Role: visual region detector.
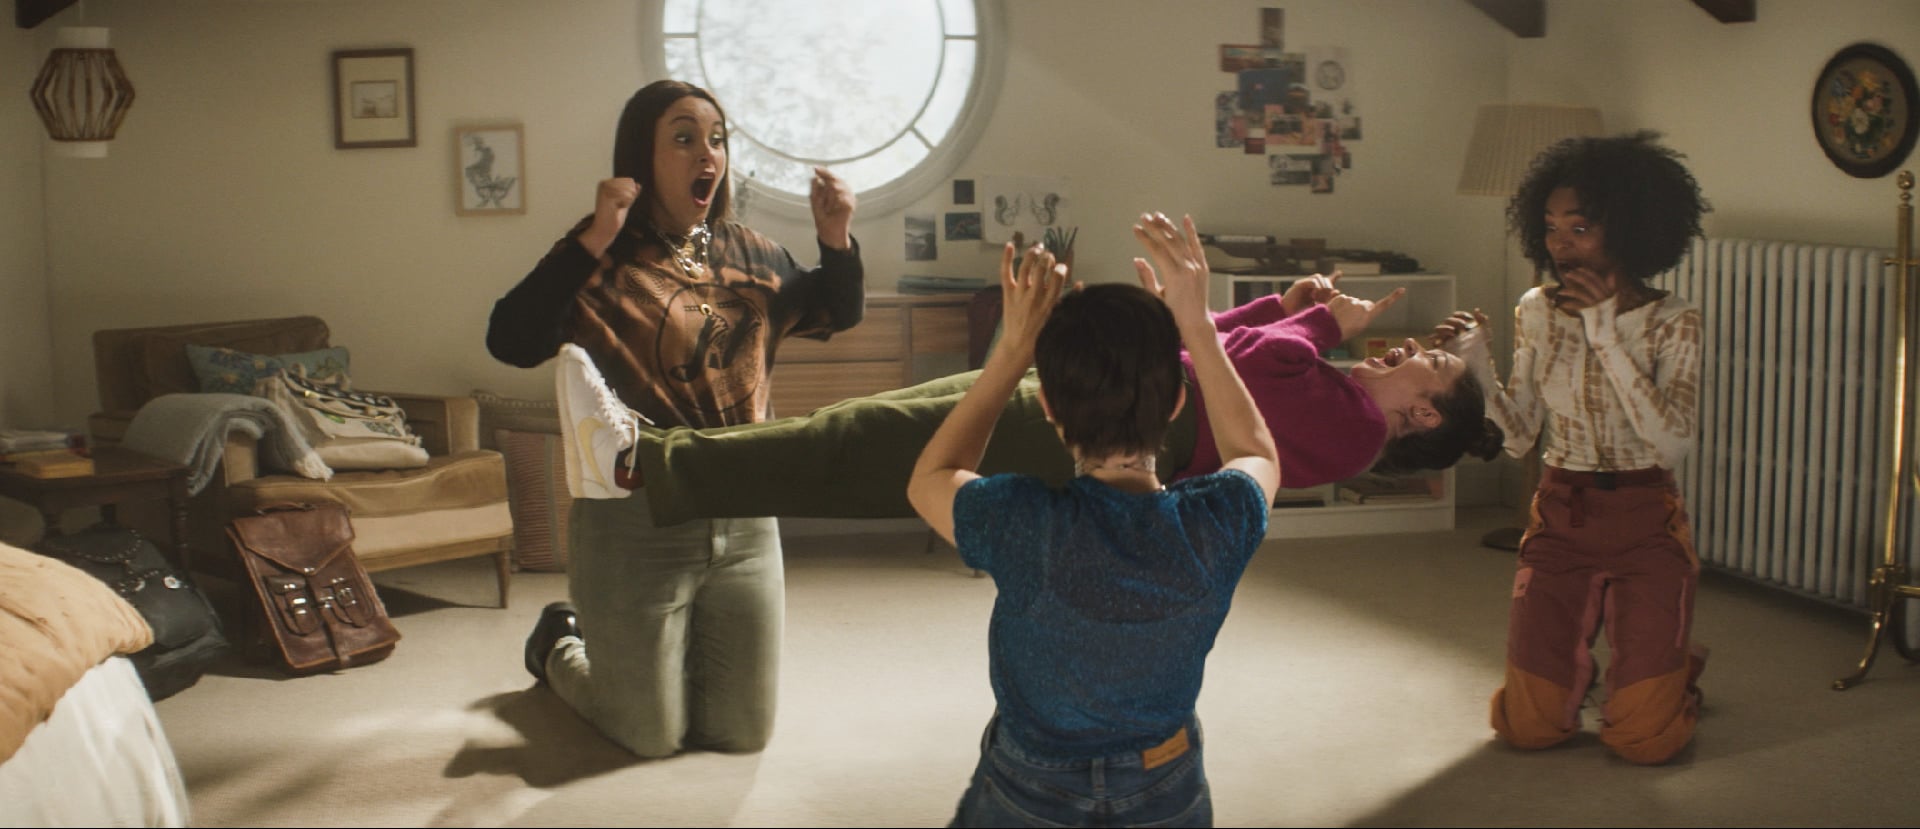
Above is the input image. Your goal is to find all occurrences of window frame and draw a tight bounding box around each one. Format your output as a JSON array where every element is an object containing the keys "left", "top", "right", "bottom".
[{"left": 639, "top": 0, "right": 1006, "bottom": 219}]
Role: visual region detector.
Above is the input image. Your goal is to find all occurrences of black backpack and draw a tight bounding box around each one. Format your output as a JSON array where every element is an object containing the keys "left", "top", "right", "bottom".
[{"left": 35, "top": 524, "right": 230, "bottom": 700}]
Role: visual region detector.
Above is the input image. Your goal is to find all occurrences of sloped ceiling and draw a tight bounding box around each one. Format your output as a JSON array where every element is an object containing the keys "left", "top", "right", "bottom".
[
  {"left": 16, "top": 0, "right": 78, "bottom": 29},
  {"left": 15, "top": 0, "right": 1761, "bottom": 34},
  {"left": 1464, "top": 0, "right": 1754, "bottom": 37}
]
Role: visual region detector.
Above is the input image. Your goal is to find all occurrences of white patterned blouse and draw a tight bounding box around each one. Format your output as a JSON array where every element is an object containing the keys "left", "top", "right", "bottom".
[{"left": 1454, "top": 285, "right": 1702, "bottom": 472}]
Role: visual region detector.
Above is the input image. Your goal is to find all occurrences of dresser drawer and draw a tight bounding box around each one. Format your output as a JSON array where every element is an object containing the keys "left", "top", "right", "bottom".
[
  {"left": 769, "top": 293, "right": 971, "bottom": 415},
  {"left": 778, "top": 306, "right": 904, "bottom": 363},
  {"left": 769, "top": 361, "right": 908, "bottom": 416},
  {"left": 912, "top": 305, "right": 971, "bottom": 354}
]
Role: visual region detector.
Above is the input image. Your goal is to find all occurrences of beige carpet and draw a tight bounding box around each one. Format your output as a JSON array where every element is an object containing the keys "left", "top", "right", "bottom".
[{"left": 153, "top": 507, "right": 1920, "bottom": 827}]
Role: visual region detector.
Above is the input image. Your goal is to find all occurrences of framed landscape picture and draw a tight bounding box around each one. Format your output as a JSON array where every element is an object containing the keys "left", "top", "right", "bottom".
[{"left": 332, "top": 48, "right": 416, "bottom": 149}]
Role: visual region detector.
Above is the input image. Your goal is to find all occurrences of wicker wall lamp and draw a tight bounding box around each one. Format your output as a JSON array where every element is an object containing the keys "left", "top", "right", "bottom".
[{"left": 29, "top": 27, "right": 135, "bottom": 158}]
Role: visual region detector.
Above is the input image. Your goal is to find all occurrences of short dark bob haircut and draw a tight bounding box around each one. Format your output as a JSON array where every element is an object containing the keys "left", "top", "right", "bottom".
[{"left": 1034, "top": 283, "right": 1185, "bottom": 461}]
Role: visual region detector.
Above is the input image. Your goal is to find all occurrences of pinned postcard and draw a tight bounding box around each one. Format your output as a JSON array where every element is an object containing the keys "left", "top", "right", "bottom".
[{"left": 980, "top": 176, "right": 1071, "bottom": 244}]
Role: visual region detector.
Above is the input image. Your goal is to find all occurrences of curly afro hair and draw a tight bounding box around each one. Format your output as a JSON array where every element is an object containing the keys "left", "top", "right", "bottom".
[{"left": 1507, "top": 130, "right": 1710, "bottom": 284}]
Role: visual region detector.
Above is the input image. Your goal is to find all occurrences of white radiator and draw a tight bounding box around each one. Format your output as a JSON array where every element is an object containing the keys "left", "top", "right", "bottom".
[{"left": 1656, "top": 238, "right": 1911, "bottom": 632}]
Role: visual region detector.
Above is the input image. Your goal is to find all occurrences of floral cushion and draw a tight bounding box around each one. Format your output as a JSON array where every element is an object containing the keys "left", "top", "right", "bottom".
[{"left": 184, "top": 344, "right": 351, "bottom": 395}]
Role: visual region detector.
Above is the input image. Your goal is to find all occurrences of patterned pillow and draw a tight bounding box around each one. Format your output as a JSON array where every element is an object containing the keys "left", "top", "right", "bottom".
[
  {"left": 495, "top": 428, "right": 572, "bottom": 572},
  {"left": 185, "top": 344, "right": 351, "bottom": 395}
]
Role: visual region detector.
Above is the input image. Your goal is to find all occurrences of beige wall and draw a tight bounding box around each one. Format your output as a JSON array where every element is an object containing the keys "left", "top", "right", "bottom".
[
  {"left": 3, "top": 25, "right": 52, "bottom": 429},
  {"left": 2, "top": 25, "right": 52, "bottom": 542},
  {"left": 28, "top": 0, "right": 1513, "bottom": 410},
  {"left": 1501, "top": 0, "right": 1920, "bottom": 304},
  {"left": 11, "top": 0, "right": 1920, "bottom": 518}
]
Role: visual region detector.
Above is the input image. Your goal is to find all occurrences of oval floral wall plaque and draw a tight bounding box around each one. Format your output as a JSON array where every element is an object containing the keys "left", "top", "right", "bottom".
[{"left": 1812, "top": 42, "right": 1918, "bottom": 178}]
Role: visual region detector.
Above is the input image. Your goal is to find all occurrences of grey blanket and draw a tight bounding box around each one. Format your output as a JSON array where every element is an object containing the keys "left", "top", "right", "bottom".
[{"left": 120, "top": 393, "right": 331, "bottom": 495}]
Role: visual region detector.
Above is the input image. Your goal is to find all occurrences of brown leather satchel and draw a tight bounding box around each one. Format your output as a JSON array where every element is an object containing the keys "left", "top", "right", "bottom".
[{"left": 227, "top": 502, "right": 400, "bottom": 673}]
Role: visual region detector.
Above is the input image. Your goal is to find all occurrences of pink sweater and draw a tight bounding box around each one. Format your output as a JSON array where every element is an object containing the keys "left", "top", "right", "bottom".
[{"left": 1174, "top": 297, "right": 1387, "bottom": 488}]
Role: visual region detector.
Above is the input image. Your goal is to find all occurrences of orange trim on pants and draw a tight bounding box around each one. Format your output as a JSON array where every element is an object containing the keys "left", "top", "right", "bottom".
[{"left": 1490, "top": 475, "right": 1705, "bottom": 765}]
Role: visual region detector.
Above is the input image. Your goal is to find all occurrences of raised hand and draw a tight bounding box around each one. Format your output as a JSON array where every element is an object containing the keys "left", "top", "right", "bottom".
[
  {"left": 998, "top": 242, "right": 1068, "bottom": 353},
  {"left": 1131, "top": 212, "right": 1212, "bottom": 331},
  {"left": 1280, "top": 271, "right": 1343, "bottom": 316},
  {"left": 1429, "top": 308, "right": 1489, "bottom": 348},
  {"left": 578, "top": 177, "right": 641, "bottom": 258},
  {"left": 1324, "top": 288, "right": 1406, "bottom": 342},
  {"left": 1549, "top": 266, "right": 1616, "bottom": 314},
  {"left": 810, "top": 166, "right": 856, "bottom": 251}
]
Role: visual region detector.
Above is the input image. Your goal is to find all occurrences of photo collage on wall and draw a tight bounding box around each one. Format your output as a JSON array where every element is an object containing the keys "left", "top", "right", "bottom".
[{"left": 1212, "top": 8, "right": 1358, "bottom": 193}]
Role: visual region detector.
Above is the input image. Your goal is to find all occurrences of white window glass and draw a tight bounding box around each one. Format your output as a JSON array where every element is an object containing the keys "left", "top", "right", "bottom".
[
  {"left": 941, "top": 0, "right": 977, "bottom": 36},
  {"left": 920, "top": 40, "right": 976, "bottom": 147},
  {"left": 651, "top": 0, "right": 995, "bottom": 215},
  {"left": 834, "top": 136, "right": 931, "bottom": 193}
]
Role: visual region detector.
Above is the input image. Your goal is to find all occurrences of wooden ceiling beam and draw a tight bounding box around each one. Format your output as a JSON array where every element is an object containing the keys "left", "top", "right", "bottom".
[
  {"left": 1690, "top": 0, "right": 1756, "bottom": 24},
  {"left": 1464, "top": 0, "right": 1545, "bottom": 38},
  {"left": 16, "top": 0, "right": 78, "bottom": 29}
]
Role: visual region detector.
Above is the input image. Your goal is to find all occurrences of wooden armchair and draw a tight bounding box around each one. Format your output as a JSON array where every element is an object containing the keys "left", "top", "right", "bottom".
[{"left": 88, "top": 317, "right": 514, "bottom": 608}]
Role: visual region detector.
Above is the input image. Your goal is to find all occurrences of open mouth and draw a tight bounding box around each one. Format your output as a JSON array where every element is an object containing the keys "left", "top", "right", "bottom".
[
  {"left": 691, "top": 172, "right": 717, "bottom": 207},
  {"left": 1363, "top": 348, "right": 1408, "bottom": 371}
]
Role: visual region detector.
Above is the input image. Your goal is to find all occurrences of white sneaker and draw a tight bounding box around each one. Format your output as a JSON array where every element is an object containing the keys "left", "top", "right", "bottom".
[{"left": 555, "top": 344, "right": 649, "bottom": 500}]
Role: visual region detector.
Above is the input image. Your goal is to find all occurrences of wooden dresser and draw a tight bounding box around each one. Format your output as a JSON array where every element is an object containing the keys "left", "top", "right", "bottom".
[{"left": 771, "top": 291, "right": 975, "bottom": 415}]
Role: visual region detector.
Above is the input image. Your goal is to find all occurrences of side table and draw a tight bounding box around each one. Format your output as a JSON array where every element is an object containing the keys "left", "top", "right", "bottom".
[{"left": 0, "top": 446, "right": 191, "bottom": 569}]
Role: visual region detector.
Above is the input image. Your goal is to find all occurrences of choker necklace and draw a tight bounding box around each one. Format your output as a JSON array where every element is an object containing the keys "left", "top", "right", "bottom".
[
  {"left": 655, "top": 221, "right": 712, "bottom": 280},
  {"left": 1075, "top": 456, "right": 1157, "bottom": 477}
]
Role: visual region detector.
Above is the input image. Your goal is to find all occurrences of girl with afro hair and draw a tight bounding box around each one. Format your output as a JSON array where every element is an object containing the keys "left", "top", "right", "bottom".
[{"left": 1436, "top": 131, "right": 1711, "bottom": 765}]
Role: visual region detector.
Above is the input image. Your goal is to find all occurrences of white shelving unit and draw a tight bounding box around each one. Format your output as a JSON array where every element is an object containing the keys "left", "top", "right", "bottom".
[{"left": 1210, "top": 271, "right": 1458, "bottom": 539}]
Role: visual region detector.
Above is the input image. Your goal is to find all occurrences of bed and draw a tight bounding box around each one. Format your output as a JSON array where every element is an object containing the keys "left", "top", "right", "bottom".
[{"left": 0, "top": 539, "right": 190, "bottom": 827}]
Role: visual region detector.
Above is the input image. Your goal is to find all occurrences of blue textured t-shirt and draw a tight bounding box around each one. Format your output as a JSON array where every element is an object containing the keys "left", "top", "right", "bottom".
[{"left": 953, "top": 469, "right": 1269, "bottom": 759}]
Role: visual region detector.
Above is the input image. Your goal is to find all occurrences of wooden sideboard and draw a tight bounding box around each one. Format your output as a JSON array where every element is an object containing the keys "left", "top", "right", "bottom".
[{"left": 771, "top": 291, "right": 976, "bottom": 416}]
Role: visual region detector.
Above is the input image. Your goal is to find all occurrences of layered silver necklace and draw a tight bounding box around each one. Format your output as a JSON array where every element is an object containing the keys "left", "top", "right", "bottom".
[{"left": 655, "top": 221, "right": 712, "bottom": 281}]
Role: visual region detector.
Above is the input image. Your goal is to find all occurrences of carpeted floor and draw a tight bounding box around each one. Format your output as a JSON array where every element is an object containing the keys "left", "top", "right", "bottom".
[{"left": 153, "top": 507, "right": 1920, "bottom": 827}]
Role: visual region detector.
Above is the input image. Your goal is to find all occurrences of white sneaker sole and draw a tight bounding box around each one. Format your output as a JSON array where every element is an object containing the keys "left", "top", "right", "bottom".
[{"left": 555, "top": 344, "right": 647, "bottom": 500}]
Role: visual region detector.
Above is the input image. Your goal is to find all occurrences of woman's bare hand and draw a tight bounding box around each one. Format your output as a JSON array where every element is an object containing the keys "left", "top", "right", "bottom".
[
  {"left": 810, "top": 166, "right": 856, "bottom": 251},
  {"left": 578, "top": 177, "right": 640, "bottom": 258},
  {"left": 1429, "top": 308, "right": 1489, "bottom": 348},
  {"left": 1325, "top": 288, "right": 1406, "bottom": 342},
  {"left": 1280, "top": 271, "right": 1342, "bottom": 316},
  {"left": 997, "top": 242, "right": 1068, "bottom": 354},
  {"left": 1131, "top": 212, "right": 1212, "bottom": 332},
  {"left": 1549, "top": 266, "right": 1616, "bottom": 314}
]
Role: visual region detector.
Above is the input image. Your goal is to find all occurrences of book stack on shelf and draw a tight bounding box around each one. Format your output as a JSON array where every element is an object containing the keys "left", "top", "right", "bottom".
[
  {"left": 1271, "top": 483, "right": 1335, "bottom": 509},
  {"left": 0, "top": 428, "right": 92, "bottom": 478},
  {"left": 1319, "top": 257, "right": 1383, "bottom": 275},
  {"left": 1336, "top": 473, "right": 1442, "bottom": 505}
]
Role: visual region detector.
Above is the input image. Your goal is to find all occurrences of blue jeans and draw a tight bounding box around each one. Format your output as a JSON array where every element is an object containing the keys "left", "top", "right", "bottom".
[
  {"left": 546, "top": 493, "right": 784, "bottom": 758},
  {"left": 950, "top": 716, "right": 1212, "bottom": 828}
]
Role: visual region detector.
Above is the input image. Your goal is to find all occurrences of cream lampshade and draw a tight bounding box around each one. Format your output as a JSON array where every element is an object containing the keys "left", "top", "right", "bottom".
[
  {"left": 1457, "top": 103, "right": 1603, "bottom": 197},
  {"left": 1457, "top": 103, "right": 1602, "bottom": 551},
  {"left": 30, "top": 27, "right": 136, "bottom": 158}
]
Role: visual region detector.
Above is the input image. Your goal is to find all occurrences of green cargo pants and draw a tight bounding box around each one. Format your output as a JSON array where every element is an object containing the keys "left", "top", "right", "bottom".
[{"left": 634, "top": 369, "right": 1198, "bottom": 527}]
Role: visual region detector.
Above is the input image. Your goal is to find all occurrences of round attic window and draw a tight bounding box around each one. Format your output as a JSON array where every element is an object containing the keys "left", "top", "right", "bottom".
[{"left": 651, "top": 0, "right": 1001, "bottom": 216}]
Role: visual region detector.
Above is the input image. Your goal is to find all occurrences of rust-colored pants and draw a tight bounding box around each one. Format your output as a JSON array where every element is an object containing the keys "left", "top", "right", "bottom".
[{"left": 1490, "top": 470, "right": 1705, "bottom": 765}]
